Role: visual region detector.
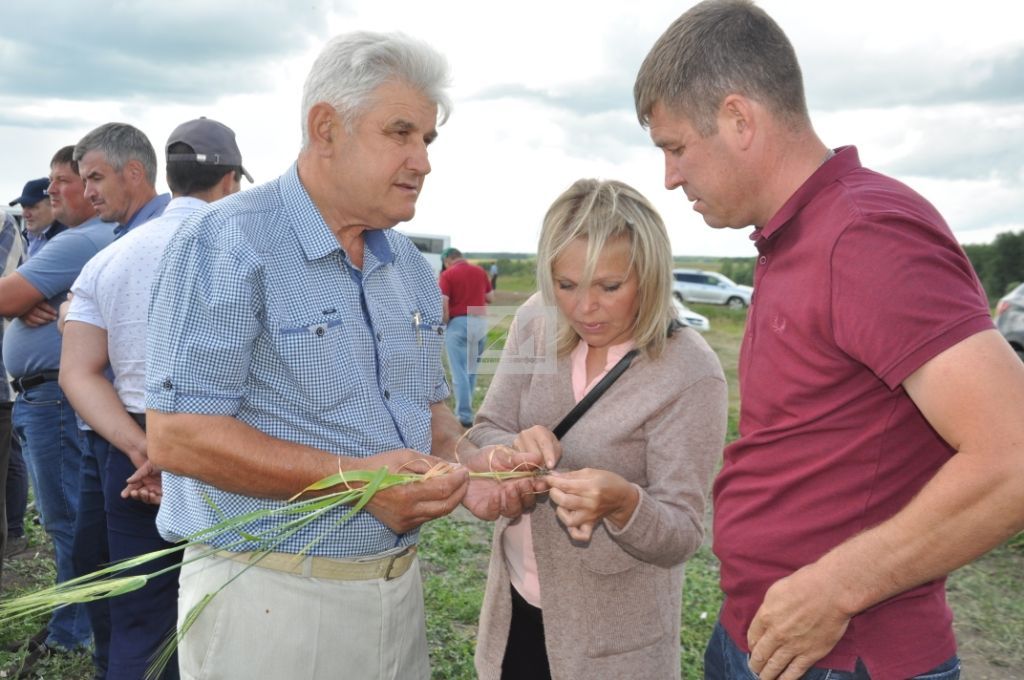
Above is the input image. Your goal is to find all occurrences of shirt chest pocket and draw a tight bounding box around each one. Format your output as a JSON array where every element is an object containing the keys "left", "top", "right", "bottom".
[
  {"left": 272, "top": 318, "right": 354, "bottom": 410},
  {"left": 419, "top": 319, "right": 447, "bottom": 395}
]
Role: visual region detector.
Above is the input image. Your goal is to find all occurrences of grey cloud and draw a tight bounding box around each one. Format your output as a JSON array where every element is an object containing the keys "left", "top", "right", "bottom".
[
  {"left": 469, "top": 79, "right": 634, "bottom": 118},
  {"left": 806, "top": 49, "right": 1024, "bottom": 111},
  {"left": 877, "top": 106, "right": 1024, "bottom": 182},
  {"left": 0, "top": 110, "right": 83, "bottom": 130},
  {"left": 0, "top": 2, "right": 336, "bottom": 103}
]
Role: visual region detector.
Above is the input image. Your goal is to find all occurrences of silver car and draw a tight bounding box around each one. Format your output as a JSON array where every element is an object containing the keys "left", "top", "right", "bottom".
[
  {"left": 995, "top": 282, "right": 1024, "bottom": 361},
  {"left": 672, "top": 269, "right": 753, "bottom": 309}
]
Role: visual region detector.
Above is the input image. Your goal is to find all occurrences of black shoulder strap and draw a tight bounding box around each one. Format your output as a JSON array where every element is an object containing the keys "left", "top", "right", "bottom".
[{"left": 552, "top": 349, "right": 640, "bottom": 440}]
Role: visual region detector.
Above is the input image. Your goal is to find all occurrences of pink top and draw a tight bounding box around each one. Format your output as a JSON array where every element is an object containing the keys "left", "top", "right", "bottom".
[{"left": 503, "top": 338, "right": 637, "bottom": 607}]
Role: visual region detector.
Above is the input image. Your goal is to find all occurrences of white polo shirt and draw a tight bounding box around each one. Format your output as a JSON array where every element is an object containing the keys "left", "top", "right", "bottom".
[{"left": 67, "top": 196, "right": 208, "bottom": 412}]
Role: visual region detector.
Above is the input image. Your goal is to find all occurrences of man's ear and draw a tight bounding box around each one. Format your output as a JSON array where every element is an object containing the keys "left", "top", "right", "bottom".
[
  {"left": 124, "top": 158, "right": 147, "bottom": 185},
  {"left": 307, "top": 102, "right": 340, "bottom": 154},
  {"left": 720, "top": 94, "right": 756, "bottom": 151}
]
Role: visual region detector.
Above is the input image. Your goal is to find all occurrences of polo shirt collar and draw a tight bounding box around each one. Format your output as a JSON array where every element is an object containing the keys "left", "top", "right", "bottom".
[
  {"left": 753, "top": 145, "right": 861, "bottom": 244},
  {"left": 282, "top": 163, "right": 395, "bottom": 270},
  {"left": 114, "top": 192, "right": 171, "bottom": 238}
]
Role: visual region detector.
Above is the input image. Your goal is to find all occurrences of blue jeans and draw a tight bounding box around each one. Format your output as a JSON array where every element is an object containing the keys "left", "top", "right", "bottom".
[
  {"left": 445, "top": 315, "right": 487, "bottom": 425},
  {"left": 12, "top": 380, "right": 92, "bottom": 650},
  {"left": 704, "top": 620, "right": 960, "bottom": 679},
  {"left": 6, "top": 429, "right": 28, "bottom": 537}
]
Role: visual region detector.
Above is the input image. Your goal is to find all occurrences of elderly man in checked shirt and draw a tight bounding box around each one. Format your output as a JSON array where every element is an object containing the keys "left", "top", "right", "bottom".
[{"left": 144, "top": 32, "right": 544, "bottom": 680}]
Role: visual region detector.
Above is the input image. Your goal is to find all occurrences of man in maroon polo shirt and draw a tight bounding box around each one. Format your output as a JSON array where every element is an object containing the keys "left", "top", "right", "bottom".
[
  {"left": 439, "top": 247, "right": 493, "bottom": 427},
  {"left": 633, "top": 2, "right": 1024, "bottom": 679}
]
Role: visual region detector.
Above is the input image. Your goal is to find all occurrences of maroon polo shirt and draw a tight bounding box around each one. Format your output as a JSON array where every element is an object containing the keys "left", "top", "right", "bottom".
[
  {"left": 715, "top": 146, "right": 993, "bottom": 679},
  {"left": 439, "top": 259, "right": 492, "bottom": 318}
]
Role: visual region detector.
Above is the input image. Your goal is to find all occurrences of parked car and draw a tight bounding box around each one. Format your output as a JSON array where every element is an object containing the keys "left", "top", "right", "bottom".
[
  {"left": 672, "top": 298, "right": 710, "bottom": 332},
  {"left": 995, "top": 282, "right": 1024, "bottom": 361},
  {"left": 672, "top": 269, "right": 753, "bottom": 309}
]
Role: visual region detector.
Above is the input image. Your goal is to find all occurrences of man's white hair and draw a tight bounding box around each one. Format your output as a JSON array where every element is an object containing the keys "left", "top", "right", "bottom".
[{"left": 301, "top": 31, "right": 452, "bottom": 146}]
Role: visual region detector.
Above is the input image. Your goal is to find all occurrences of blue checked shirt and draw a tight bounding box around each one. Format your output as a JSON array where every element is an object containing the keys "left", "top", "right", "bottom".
[{"left": 146, "top": 164, "right": 449, "bottom": 557}]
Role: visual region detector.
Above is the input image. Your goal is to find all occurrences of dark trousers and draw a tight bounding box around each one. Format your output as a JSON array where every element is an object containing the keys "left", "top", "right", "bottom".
[
  {"left": 74, "top": 431, "right": 111, "bottom": 677},
  {"left": 98, "top": 432, "right": 182, "bottom": 680},
  {"left": 6, "top": 429, "right": 27, "bottom": 538},
  {"left": 501, "top": 584, "right": 552, "bottom": 680},
  {"left": 0, "top": 401, "right": 12, "bottom": 584}
]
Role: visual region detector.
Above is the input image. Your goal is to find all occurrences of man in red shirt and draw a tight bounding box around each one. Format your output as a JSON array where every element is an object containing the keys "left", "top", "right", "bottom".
[
  {"left": 634, "top": 2, "right": 1024, "bottom": 679},
  {"left": 439, "top": 247, "right": 493, "bottom": 427}
]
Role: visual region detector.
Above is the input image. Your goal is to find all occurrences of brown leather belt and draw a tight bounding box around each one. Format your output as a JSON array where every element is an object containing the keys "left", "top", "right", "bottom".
[{"left": 207, "top": 545, "right": 417, "bottom": 581}]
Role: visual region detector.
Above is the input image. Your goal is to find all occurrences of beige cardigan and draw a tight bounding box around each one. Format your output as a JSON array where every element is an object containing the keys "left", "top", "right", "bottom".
[{"left": 469, "top": 297, "right": 728, "bottom": 679}]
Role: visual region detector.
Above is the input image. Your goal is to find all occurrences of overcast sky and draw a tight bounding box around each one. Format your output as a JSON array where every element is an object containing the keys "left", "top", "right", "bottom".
[{"left": 1, "top": 0, "right": 1021, "bottom": 258}]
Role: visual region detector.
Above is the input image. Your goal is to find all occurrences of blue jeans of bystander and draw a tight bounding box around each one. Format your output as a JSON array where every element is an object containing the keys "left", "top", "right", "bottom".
[
  {"left": 445, "top": 314, "right": 488, "bottom": 426},
  {"left": 12, "top": 380, "right": 92, "bottom": 650},
  {"left": 704, "top": 620, "right": 960, "bottom": 679}
]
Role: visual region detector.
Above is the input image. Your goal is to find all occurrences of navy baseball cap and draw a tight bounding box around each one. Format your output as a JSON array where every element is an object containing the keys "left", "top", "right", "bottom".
[
  {"left": 166, "top": 117, "right": 253, "bottom": 183},
  {"left": 9, "top": 177, "right": 50, "bottom": 207}
]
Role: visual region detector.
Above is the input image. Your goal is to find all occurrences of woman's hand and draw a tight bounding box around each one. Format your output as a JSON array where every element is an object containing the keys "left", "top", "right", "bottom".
[
  {"left": 546, "top": 468, "right": 640, "bottom": 542},
  {"left": 513, "top": 425, "right": 562, "bottom": 469}
]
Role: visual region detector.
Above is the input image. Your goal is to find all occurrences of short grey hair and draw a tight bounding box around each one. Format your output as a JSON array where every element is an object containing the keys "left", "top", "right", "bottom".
[
  {"left": 634, "top": 0, "right": 809, "bottom": 136},
  {"left": 73, "top": 122, "right": 158, "bottom": 185},
  {"left": 301, "top": 31, "right": 452, "bottom": 146}
]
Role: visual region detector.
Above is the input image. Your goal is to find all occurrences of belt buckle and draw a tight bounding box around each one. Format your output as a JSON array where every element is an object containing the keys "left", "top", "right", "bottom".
[{"left": 383, "top": 546, "right": 412, "bottom": 581}]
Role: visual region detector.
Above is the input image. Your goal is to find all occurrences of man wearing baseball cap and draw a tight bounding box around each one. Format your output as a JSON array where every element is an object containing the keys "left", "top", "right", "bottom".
[
  {"left": 8, "top": 178, "right": 66, "bottom": 257},
  {"left": 61, "top": 116, "right": 249, "bottom": 680}
]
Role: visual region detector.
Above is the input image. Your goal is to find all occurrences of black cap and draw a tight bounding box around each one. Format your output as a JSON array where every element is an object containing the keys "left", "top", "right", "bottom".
[{"left": 166, "top": 117, "right": 253, "bottom": 183}]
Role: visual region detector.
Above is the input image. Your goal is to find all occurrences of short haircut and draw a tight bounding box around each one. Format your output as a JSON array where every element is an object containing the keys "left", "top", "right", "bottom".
[
  {"left": 300, "top": 31, "right": 451, "bottom": 146},
  {"left": 165, "top": 142, "right": 241, "bottom": 196},
  {"left": 634, "top": 0, "right": 809, "bottom": 136},
  {"left": 536, "top": 179, "right": 676, "bottom": 358},
  {"left": 50, "top": 145, "right": 79, "bottom": 175},
  {"left": 73, "top": 122, "right": 158, "bottom": 185}
]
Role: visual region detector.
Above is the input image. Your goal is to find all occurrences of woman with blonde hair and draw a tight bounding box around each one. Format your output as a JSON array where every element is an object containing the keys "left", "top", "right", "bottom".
[{"left": 469, "top": 178, "right": 728, "bottom": 679}]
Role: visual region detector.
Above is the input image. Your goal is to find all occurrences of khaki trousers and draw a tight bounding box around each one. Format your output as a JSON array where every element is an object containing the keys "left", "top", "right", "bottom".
[{"left": 177, "top": 546, "right": 430, "bottom": 680}]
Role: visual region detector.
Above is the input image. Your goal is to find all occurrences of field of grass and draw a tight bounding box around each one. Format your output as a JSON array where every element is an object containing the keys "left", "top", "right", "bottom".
[{"left": 2, "top": 275, "right": 1022, "bottom": 678}]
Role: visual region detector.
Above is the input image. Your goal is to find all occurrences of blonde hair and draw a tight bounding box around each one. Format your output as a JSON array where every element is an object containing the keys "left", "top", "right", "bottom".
[{"left": 536, "top": 178, "right": 675, "bottom": 358}]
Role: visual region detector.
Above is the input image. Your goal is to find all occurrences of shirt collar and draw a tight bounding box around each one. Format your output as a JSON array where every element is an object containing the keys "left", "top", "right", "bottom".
[
  {"left": 752, "top": 145, "right": 861, "bottom": 245},
  {"left": 282, "top": 163, "right": 395, "bottom": 270},
  {"left": 114, "top": 192, "right": 171, "bottom": 237}
]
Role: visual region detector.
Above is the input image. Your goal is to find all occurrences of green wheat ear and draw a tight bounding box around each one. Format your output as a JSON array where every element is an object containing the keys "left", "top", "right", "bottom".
[{"left": 0, "top": 463, "right": 545, "bottom": 679}]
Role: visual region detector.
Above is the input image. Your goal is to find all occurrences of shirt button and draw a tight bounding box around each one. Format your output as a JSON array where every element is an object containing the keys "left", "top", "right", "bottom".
[
  {"left": 759, "top": 255, "right": 767, "bottom": 265},
  {"left": 376, "top": 332, "right": 382, "bottom": 342},
  {"left": 315, "top": 326, "right": 325, "bottom": 337},
  {"left": 384, "top": 390, "right": 390, "bottom": 399},
  {"left": 162, "top": 379, "right": 173, "bottom": 389}
]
